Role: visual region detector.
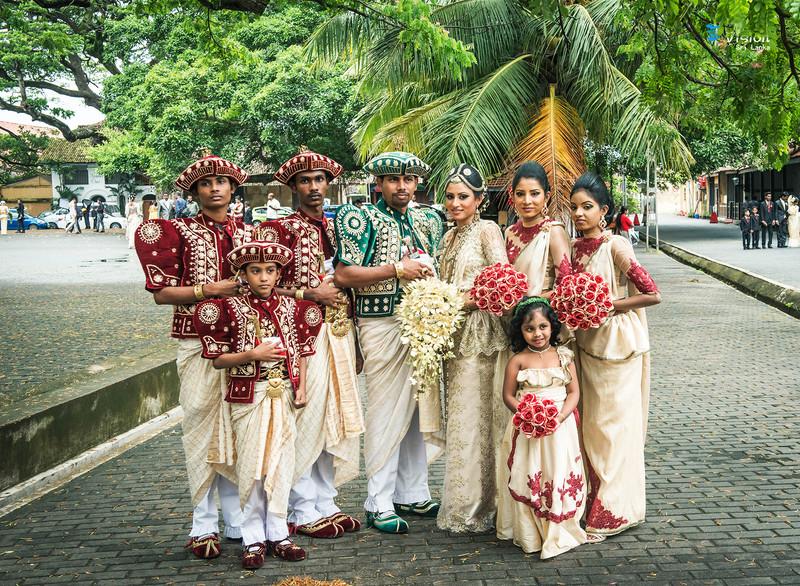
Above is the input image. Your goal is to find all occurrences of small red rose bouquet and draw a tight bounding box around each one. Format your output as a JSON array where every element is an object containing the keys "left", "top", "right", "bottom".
[
  {"left": 512, "top": 393, "right": 560, "bottom": 438},
  {"left": 469, "top": 262, "right": 529, "bottom": 316},
  {"left": 550, "top": 272, "right": 614, "bottom": 330}
]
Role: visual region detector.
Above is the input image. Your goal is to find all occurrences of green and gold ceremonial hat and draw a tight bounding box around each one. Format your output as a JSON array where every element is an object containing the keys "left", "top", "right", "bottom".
[{"left": 363, "top": 151, "right": 431, "bottom": 179}]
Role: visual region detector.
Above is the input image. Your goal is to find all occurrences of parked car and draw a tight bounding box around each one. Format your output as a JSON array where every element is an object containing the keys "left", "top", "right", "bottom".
[
  {"left": 8, "top": 210, "right": 49, "bottom": 230},
  {"left": 39, "top": 208, "right": 70, "bottom": 229},
  {"left": 43, "top": 208, "right": 126, "bottom": 231},
  {"left": 323, "top": 205, "right": 340, "bottom": 219},
  {"left": 251, "top": 206, "right": 293, "bottom": 226}
]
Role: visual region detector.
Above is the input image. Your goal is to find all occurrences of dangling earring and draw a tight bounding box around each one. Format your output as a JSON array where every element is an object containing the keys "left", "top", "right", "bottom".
[
  {"left": 542, "top": 200, "right": 549, "bottom": 218},
  {"left": 599, "top": 217, "right": 607, "bottom": 230}
]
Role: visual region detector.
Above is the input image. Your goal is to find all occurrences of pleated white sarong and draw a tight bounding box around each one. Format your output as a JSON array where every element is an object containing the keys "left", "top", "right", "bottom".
[{"left": 175, "top": 339, "right": 236, "bottom": 506}]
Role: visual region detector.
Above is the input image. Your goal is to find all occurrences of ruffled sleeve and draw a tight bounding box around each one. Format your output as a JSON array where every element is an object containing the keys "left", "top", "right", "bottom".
[{"left": 556, "top": 345, "right": 574, "bottom": 384}]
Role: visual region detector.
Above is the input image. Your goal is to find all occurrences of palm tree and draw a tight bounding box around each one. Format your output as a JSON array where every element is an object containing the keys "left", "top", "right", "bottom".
[{"left": 308, "top": 0, "right": 693, "bottom": 219}]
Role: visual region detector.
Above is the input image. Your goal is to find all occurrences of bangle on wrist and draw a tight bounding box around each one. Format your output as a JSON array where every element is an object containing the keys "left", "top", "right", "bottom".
[
  {"left": 295, "top": 288, "right": 304, "bottom": 301},
  {"left": 394, "top": 261, "right": 405, "bottom": 279},
  {"left": 194, "top": 283, "right": 206, "bottom": 301}
]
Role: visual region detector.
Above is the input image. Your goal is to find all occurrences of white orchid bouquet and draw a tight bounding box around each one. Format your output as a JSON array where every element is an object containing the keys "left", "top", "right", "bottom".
[{"left": 396, "top": 278, "right": 465, "bottom": 397}]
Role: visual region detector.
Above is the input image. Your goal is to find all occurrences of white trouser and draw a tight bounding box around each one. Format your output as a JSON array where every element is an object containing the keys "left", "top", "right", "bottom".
[
  {"left": 190, "top": 475, "right": 243, "bottom": 539},
  {"left": 241, "top": 481, "right": 291, "bottom": 546},
  {"left": 364, "top": 409, "right": 430, "bottom": 513},
  {"left": 288, "top": 450, "right": 340, "bottom": 525}
]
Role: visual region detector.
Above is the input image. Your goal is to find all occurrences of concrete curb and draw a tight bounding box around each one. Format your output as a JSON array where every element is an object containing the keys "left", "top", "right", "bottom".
[
  {"left": 646, "top": 236, "right": 800, "bottom": 319},
  {"left": 0, "top": 407, "right": 182, "bottom": 518},
  {"left": 0, "top": 351, "right": 179, "bottom": 492}
]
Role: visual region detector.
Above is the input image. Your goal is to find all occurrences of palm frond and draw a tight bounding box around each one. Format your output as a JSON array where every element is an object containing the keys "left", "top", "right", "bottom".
[
  {"left": 555, "top": 4, "right": 615, "bottom": 102},
  {"left": 511, "top": 84, "right": 586, "bottom": 223},
  {"left": 585, "top": 0, "right": 623, "bottom": 34},
  {"left": 433, "top": 0, "right": 528, "bottom": 79},
  {"left": 358, "top": 90, "right": 457, "bottom": 157},
  {"left": 421, "top": 54, "right": 541, "bottom": 190},
  {"left": 304, "top": 11, "right": 374, "bottom": 69}
]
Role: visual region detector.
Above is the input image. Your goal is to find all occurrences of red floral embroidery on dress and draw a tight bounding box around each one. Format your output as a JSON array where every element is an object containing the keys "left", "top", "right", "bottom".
[
  {"left": 626, "top": 261, "right": 659, "bottom": 294},
  {"left": 505, "top": 220, "right": 549, "bottom": 264},
  {"left": 558, "top": 471, "right": 584, "bottom": 501},
  {"left": 571, "top": 235, "right": 607, "bottom": 272},
  {"left": 555, "top": 253, "right": 571, "bottom": 285},
  {"left": 585, "top": 459, "right": 627, "bottom": 531},
  {"left": 506, "top": 429, "right": 584, "bottom": 524}
]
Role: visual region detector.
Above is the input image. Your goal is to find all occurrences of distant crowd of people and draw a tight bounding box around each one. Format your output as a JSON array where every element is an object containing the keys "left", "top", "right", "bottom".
[{"left": 738, "top": 192, "right": 800, "bottom": 249}]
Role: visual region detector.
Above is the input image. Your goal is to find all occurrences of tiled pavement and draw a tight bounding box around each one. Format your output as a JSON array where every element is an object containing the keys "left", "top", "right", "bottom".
[
  {"left": 1, "top": 251, "right": 799, "bottom": 585},
  {"left": 0, "top": 231, "right": 173, "bottom": 419}
]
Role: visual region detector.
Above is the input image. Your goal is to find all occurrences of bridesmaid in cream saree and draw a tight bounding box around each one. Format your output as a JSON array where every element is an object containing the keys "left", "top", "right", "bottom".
[
  {"left": 496, "top": 161, "right": 572, "bottom": 542},
  {"left": 569, "top": 173, "right": 661, "bottom": 538},
  {"left": 437, "top": 164, "right": 508, "bottom": 534}
]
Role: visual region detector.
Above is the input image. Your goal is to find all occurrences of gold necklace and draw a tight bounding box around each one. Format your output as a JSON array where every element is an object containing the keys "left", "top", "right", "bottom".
[{"left": 527, "top": 344, "right": 551, "bottom": 354}]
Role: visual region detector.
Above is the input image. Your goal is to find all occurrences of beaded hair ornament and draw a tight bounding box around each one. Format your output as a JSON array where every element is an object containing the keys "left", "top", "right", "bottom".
[{"left": 514, "top": 296, "right": 551, "bottom": 316}]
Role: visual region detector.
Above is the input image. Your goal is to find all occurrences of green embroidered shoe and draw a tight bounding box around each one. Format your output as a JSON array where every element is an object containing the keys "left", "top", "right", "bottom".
[
  {"left": 365, "top": 511, "right": 409, "bottom": 534},
  {"left": 393, "top": 500, "right": 440, "bottom": 518}
]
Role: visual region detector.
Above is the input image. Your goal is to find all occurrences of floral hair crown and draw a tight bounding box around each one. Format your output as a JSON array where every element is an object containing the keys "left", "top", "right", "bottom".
[{"left": 514, "top": 296, "right": 551, "bottom": 316}]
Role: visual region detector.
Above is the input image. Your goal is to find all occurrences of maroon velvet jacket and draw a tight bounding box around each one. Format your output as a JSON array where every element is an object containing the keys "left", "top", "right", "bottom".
[
  {"left": 193, "top": 292, "right": 322, "bottom": 403},
  {"left": 134, "top": 214, "right": 250, "bottom": 338}
]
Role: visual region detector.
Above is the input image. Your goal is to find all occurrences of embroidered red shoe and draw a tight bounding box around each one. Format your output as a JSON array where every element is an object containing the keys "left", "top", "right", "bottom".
[
  {"left": 185, "top": 533, "right": 221, "bottom": 559},
  {"left": 296, "top": 517, "right": 344, "bottom": 539},
  {"left": 241, "top": 542, "right": 267, "bottom": 569},
  {"left": 267, "top": 538, "right": 307, "bottom": 561},
  {"left": 328, "top": 512, "right": 361, "bottom": 532}
]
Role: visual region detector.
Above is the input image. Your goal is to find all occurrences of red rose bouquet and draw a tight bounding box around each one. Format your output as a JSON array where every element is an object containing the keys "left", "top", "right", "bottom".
[
  {"left": 512, "top": 393, "right": 560, "bottom": 438},
  {"left": 469, "top": 262, "right": 528, "bottom": 316},
  {"left": 550, "top": 272, "right": 613, "bottom": 330}
]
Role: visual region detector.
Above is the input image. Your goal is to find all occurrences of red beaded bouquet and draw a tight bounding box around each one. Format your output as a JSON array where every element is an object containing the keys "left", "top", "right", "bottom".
[
  {"left": 550, "top": 272, "right": 613, "bottom": 330},
  {"left": 512, "top": 393, "right": 560, "bottom": 438},
  {"left": 469, "top": 262, "right": 529, "bottom": 316}
]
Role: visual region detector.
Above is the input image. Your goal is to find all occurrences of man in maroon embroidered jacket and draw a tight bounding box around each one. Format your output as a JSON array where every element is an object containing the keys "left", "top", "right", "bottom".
[
  {"left": 193, "top": 241, "right": 323, "bottom": 567},
  {"left": 134, "top": 154, "right": 249, "bottom": 558},
  {"left": 253, "top": 150, "right": 364, "bottom": 539}
]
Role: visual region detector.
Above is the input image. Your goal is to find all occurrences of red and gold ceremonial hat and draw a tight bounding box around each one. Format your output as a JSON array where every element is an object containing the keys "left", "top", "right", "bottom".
[
  {"left": 175, "top": 154, "right": 250, "bottom": 191},
  {"left": 273, "top": 149, "right": 344, "bottom": 185},
  {"left": 227, "top": 242, "right": 293, "bottom": 271}
]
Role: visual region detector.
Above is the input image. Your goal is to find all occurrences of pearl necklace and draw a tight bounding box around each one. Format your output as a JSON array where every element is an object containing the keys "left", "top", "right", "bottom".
[{"left": 527, "top": 344, "right": 551, "bottom": 354}]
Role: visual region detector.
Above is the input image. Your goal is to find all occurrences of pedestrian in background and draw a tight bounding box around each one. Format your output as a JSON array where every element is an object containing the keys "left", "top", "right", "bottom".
[
  {"left": 90, "top": 200, "right": 98, "bottom": 230},
  {"left": 16, "top": 200, "right": 25, "bottom": 233},
  {"left": 126, "top": 194, "right": 141, "bottom": 248},
  {"left": 760, "top": 192, "right": 776, "bottom": 249},
  {"left": 617, "top": 206, "right": 634, "bottom": 243},
  {"left": 185, "top": 194, "right": 199, "bottom": 217},
  {"left": 66, "top": 197, "right": 81, "bottom": 234},
  {"left": 96, "top": 200, "right": 106, "bottom": 232},
  {"left": 243, "top": 200, "right": 252, "bottom": 225},
  {"left": 174, "top": 193, "right": 187, "bottom": 218},
  {"left": 751, "top": 206, "right": 761, "bottom": 249},
  {"left": 157, "top": 193, "right": 172, "bottom": 219},
  {"left": 231, "top": 195, "right": 244, "bottom": 221},
  {"left": 82, "top": 201, "right": 90, "bottom": 230},
  {"left": 739, "top": 209, "right": 753, "bottom": 250},
  {"left": 775, "top": 192, "right": 789, "bottom": 248},
  {"left": 266, "top": 192, "right": 280, "bottom": 219},
  {"left": 0, "top": 200, "right": 8, "bottom": 235}
]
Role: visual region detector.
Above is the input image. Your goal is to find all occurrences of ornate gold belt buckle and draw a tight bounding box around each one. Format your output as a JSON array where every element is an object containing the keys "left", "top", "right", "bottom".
[{"left": 266, "top": 366, "right": 284, "bottom": 398}]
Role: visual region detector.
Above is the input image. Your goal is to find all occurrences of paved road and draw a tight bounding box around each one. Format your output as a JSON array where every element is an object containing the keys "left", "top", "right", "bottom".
[
  {"left": 1, "top": 250, "right": 798, "bottom": 585},
  {"left": 648, "top": 215, "right": 800, "bottom": 289},
  {"left": 0, "top": 231, "right": 173, "bottom": 418}
]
